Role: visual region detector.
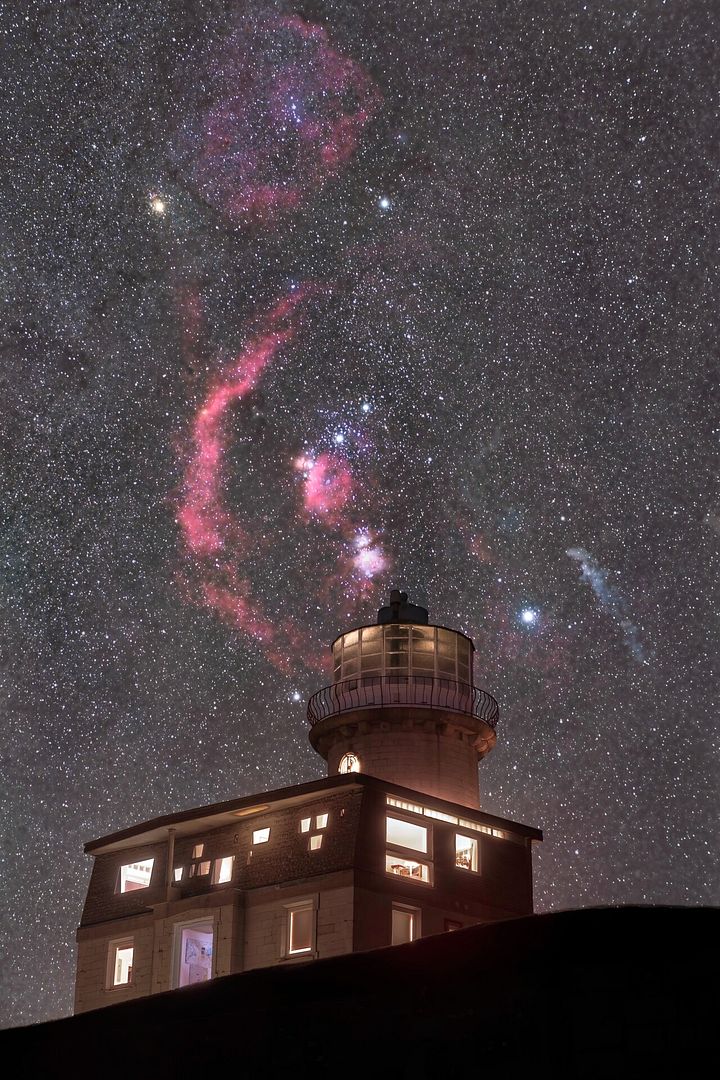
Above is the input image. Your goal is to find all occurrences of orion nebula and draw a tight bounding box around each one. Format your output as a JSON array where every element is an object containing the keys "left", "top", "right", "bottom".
[{"left": 174, "top": 12, "right": 380, "bottom": 225}]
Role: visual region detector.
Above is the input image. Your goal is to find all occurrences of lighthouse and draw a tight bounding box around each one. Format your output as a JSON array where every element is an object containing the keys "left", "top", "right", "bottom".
[
  {"left": 309, "top": 590, "right": 497, "bottom": 808},
  {"left": 74, "top": 592, "right": 541, "bottom": 1014}
]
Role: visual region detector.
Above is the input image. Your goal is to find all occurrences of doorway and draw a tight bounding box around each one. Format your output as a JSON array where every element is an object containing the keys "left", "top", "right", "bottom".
[{"left": 172, "top": 918, "right": 215, "bottom": 988}]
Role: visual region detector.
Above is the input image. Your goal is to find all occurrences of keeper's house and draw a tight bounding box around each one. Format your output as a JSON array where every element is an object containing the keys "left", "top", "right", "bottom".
[{"left": 75, "top": 592, "right": 541, "bottom": 1013}]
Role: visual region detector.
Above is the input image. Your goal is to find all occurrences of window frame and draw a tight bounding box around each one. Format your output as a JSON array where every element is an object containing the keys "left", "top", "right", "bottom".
[
  {"left": 212, "top": 855, "right": 235, "bottom": 885},
  {"left": 252, "top": 826, "right": 271, "bottom": 845},
  {"left": 391, "top": 903, "right": 420, "bottom": 945},
  {"left": 116, "top": 857, "right": 155, "bottom": 895},
  {"left": 385, "top": 811, "right": 433, "bottom": 885},
  {"left": 454, "top": 833, "right": 480, "bottom": 873},
  {"left": 385, "top": 813, "right": 430, "bottom": 856},
  {"left": 282, "top": 896, "right": 318, "bottom": 959},
  {"left": 106, "top": 936, "right": 135, "bottom": 990}
]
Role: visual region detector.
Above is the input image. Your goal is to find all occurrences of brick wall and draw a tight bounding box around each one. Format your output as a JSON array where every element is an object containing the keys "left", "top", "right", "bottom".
[
  {"left": 75, "top": 916, "right": 155, "bottom": 1014},
  {"left": 243, "top": 876, "right": 354, "bottom": 971},
  {"left": 328, "top": 727, "right": 481, "bottom": 808}
]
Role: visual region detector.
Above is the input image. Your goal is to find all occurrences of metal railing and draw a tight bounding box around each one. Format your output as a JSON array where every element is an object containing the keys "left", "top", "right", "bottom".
[{"left": 307, "top": 674, "right": 498, "bottom": 729}]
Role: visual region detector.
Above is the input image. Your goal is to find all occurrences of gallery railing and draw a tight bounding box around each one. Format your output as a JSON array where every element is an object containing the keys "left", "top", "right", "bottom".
[{"left": 307, "top": 674, "right": 498, "bottom": 729}]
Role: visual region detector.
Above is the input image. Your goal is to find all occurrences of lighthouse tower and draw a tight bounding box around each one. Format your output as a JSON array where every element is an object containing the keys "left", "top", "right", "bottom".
[{"left": 308, "top": 590, "right": 497, "bottom": 809}]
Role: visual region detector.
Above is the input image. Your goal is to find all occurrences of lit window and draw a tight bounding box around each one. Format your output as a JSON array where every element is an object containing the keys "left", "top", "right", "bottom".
[
  {"left": 118, "top": 859, "right": 154, "bottom": 893},
  {"left": 338, "top": 752, "right": 360, "bottom": 774},
  {"left": 387, "top": 796, "right": 424, "bottom": 815},
  {"left": 173, "top": 867, "right": 183, "bottom": 883},
  {"left": 459, "top": 818, "right": 492, "bottom": 835},
  {"left": 386, "top": 816, "right": 428, "bottom": 853},
  {"left": 316, "top": 813, "right": 329, "bottom": 829},
  {"left": 198, "top": 860, "right": 211, "bottom": 876},
  {"left": 455, "top": 834, "right": 479, "bottom": 872},
  {"left": 192, "top": 844, "right": 204, "bottom": 859},
  {"left": 253, "top": 827, "right": 270, "bottom": 844},
  {"left": 392, "top": 906, "right": 418, "bottom": 944},
  {"left": 423, "top": 808, "right": 457, "bottom": 824},
  {"left": 287, "top": 902, "right": 314, "bottom": 956},
  {"left": 300, "top": 817, "right": 311, "bottom": 833},
  {"left": 212, "top": 856, "right": 234, "bottom": 884},
  {"left": 108, "top": 940, "right": 134, "bottom": 987},
  {"left": 309, "top": 834, "right": 323, "bottom": 851},
  {"left": 385, "top": 854, "right": 430, "bottom": 883},
  {"left": 445, "top": 919, "right": 463, "bottom": 932}
]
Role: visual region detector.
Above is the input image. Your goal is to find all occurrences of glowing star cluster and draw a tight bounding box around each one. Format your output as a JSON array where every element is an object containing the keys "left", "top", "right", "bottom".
[
  {"left": 353, "top": 531, "right": 387, "bottom": 579},
  {"left": 175, "top": 13, "right": 381, "bottom": 225}
]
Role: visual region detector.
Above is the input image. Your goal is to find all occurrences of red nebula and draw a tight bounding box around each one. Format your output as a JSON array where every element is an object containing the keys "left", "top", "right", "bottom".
[
  {"left": 178, "top": 13, "right": 381, "bottom": 225},
  {"left": 175, "top": 285, "right": 387, "bottom": 676},
  {"left": 178, "top": 290, "right": 308, "bottom": 556},
  {"left": 303, "top": 453, "right": 353, "bottom": 521}
]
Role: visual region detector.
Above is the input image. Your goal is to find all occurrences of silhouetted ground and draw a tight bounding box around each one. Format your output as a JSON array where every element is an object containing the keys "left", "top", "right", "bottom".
[{"left": 2, "top": 907, "right": 715, "bottom": 1078}]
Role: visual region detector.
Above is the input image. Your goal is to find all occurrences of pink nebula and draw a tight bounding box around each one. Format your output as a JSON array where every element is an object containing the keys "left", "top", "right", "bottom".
[
  {"left": 178, "top": 291, "right": 307, "bottom": 556},
  {"left": 303, "top": 453, "right": 353, "bottom": 521},
  {"left": 177, "top": 14, "right": 381, "bottom": 225}
]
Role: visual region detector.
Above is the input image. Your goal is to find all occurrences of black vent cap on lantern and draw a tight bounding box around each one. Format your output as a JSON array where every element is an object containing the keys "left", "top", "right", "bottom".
[{"left": 376, "top": 590, "right": 429, "bottom": 625}]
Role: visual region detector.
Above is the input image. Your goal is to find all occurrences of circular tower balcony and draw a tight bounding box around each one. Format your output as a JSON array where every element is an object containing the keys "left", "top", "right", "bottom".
[{"left": 307, "top": 591, "right": 498, "bottom": 809}]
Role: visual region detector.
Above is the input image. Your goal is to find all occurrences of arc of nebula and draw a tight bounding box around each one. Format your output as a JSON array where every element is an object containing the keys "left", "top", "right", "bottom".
[
  {"left": 177, "top": 286, "right": 388, "bottom": 673},
  {"left": 566, "top": 547, "right": 647, "bottom": 664}
]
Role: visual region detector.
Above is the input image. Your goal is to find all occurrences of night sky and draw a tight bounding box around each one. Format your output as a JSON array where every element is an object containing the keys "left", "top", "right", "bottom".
[{"left": 2, "top": 0, "right": 718, "bottom": 1028}]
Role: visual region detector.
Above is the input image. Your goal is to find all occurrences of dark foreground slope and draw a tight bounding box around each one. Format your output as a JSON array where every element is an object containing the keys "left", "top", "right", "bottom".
[{"left": 2, "top": 907, "right": 715, "bottom": 1078}]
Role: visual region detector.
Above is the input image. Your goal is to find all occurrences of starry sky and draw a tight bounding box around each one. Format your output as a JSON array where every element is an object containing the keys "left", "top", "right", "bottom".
[{"left": 1, "top": 0, "right": 718, "bottom": 1028}]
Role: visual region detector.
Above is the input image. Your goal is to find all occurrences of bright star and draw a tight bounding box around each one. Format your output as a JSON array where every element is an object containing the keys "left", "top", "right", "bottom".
[
  {"left": 378, "top": 196, "right": 391, "bottom": 210},
  {"left": 520, "top": 608, "right": 538, "bottom": 625},
  {"left": 149, "top": 195, "right": 167, "bottom": 215}
]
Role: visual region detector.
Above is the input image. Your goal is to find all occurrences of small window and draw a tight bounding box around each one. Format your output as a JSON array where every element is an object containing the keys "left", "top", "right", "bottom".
[
  {"left": 455, "top": 834, "right": 479, "bottom": 872},
  {"left": 287, "top": 903, "right": 314, "bottom": 956},
  {"left": 212, "top": 856, "right": 234, "bottom": 884},
  {"left": 252, "top": 827, "right": 270, "bottom": 844},
  {"left": 316, "top": 813, "right": 329, "bottom": 829},
  {"left": 300, "top": 817, "right": 312, "bottom": 833},
  {"left": 192, "top": 844, "right": 204, "bottom": 859},
  {"left": 445, "top": 919, "right": 463, "bottom": 932},
  {"left": 309, "top": 834, "right": 323, "bottom": 851},
  {"left": 198, "top": 860, "right": 211, "bottom": 876},
  {"left": 386, "top": 816, "right": 428, "bottom": 853},
  {"left": 385, "top": 854, "right": 430, "bottom": 883},
  {"left": 173, "top": 867, "right": 183, "bottom": 883},
  {"left": 338, "top": 752, "right": 360, "bottom": 774},
  {"left": 392, "top": 906, "right": 418, "bottom": 945},
  {"left": 108, "top": 940, "right": 134, "bottom": 987},
  {"left": 118, "top": 859, "right": 154, "bottom": 894}
]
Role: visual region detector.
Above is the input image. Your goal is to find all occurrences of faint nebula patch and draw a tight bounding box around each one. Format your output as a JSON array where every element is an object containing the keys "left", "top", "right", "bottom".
[{"left": 566, "top": 547, "right": 648, "bottom": 664}]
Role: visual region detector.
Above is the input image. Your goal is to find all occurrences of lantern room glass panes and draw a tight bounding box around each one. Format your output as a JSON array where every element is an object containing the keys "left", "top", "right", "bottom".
[
  {"left": 385, "top": 626, "right": 409, "bottom": 672},
  {"left": 333, "top": 624, "right": 473, "bottom": 684}
]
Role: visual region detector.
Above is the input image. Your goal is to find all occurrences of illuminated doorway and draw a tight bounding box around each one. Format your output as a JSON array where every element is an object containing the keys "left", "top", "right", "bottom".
[{"left": 172, "top": 918, "right": 215, "bottom": 988}]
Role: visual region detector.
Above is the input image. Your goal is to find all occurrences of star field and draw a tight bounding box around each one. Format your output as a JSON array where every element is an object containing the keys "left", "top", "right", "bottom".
[{"left": 1, "top": 0, "right": 719, "bottom": 1028}]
